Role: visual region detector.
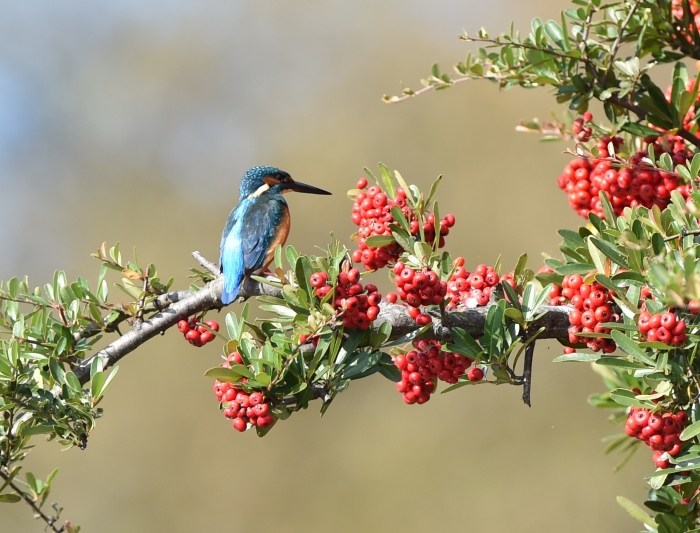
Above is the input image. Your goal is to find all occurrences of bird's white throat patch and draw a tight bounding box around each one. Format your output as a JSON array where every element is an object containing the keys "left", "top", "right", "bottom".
[{"left": 248, "top": 183, "right": 270, "bottom": 199}]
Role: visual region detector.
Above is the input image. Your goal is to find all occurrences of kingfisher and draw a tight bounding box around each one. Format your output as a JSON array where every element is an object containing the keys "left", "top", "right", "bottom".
[{"left": 219, "top": 166, "right": 332, "bottom": 304}]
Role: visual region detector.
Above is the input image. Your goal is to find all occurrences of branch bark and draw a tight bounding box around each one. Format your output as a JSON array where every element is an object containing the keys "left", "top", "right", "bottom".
[{"left": 73, "top": 264, "right": 573, "bottom": 384}]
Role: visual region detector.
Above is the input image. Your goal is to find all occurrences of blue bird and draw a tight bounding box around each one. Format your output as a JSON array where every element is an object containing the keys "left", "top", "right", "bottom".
[{"left": 220, "top": 166, "right": 332, "bottom": 304}]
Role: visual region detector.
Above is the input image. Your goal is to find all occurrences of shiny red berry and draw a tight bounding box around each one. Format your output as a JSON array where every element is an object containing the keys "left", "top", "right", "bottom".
[{"left": 467, "top": 367, "right": 484, "bottom": 382}]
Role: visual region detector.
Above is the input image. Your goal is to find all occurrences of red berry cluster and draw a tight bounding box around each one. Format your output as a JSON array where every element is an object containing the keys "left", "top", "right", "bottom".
[
  {"left": 309, "top": 268, "right": 382, "bottom": 329},
  {"left": 557, "top": 135, "right": 691, "bottom": 219},
  {"left": 445, "top": 257, "right": 515, "bottom": 309},
  {"left": 214, "top": 352, "right": 274, "bottom": 432},
  {"left": 551, "top": 274, "right": 621, "bottom": 354},
  {"left": 390, "top": 263, "right": 447, "bottom": 325},
  {"left": 572, "top": 112, "right": 593, "bottom": 142},
  {"left": 637, "top": 310, "right": 688, "bottom": 347},
  {"left": 350, "top": 178, "right": 455, "bottom": 271},
  {"left": 393, "top": 339, "right": 478, "bottom": 404},
  {"left": 177, "top": 318, "right": 219, "bottom": 347},
  {"left": 625, "top": 407, "right": 688, "bottom": 469}
]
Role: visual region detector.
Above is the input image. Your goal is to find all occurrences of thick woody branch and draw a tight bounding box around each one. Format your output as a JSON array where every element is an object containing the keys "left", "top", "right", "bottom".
[
  {"left": 73, "top": 276, "right": 279, "bottom": 384},
  {"left": 73, "top": 265, "right": 573, "bottom": 384}
]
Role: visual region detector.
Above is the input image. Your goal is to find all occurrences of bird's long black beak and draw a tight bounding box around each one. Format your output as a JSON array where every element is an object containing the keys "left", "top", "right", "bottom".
[{"left": 288, "top": 180, "right": 332, "bottom": 195}]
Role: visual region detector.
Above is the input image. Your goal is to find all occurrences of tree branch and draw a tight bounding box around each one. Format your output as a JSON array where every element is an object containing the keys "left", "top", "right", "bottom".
[
  {"left": 72, "top": 275, "right": 280, "bottom": 384},
  {"left": 73, "top": 261, "right": 573, "bottom": 384}
]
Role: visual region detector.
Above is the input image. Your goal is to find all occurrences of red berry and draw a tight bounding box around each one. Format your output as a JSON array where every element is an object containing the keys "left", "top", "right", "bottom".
[
  {"left": 309, "top": 272, "right": 328, "bottom": 288},
  {"left": 415, "top": 313, "right": 432, "bottom": 326},
  {"left": 257, "top": 415, "right": 274, "bottom": 428},
  {"left": 177, "top": 320, "right": 190, "bottom": 333},
  {"left": 249, "top": 392, "right": 264, "bottom": 406},
  {"left": 467, "top": 367, "right": 484, "bottom": 382},
  {"left": 232, "top": 418, "right": 247, "bottom": 432},
  {"left": 660, "top": 312, "right": 677, "bottom": 330},
  {"left": 253, "top": 403, "right": 270, "bottom": 417},
  {"left": 356, "top": 177, "right": 368, "bottom": 189},
  {"left": 205, "top": 320, "right": 220, "bottom": 332},
  {"left": 688, "top": 300, "right": 700, "bottom": 315}
]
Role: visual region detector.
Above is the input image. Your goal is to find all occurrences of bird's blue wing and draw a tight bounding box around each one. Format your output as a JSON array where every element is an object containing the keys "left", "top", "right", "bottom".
[
  {"left": 220, "top": 203, "right": 247, "bottom": 304},
  {"left": 239, "top": 197, "right": 287, "bottom": 272},
  {"left": 219, "top": 197, "right": 287, "bottom": 304}
]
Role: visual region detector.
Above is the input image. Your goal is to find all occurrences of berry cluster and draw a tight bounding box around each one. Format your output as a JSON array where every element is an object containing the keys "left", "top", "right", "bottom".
[
  {"left": 393, "top": 339, "right": 479, "bottom": 404},
  {"left": 571, "top": 112, "right": 593, "bottom": 142},
  {"left": 557, "top": 135, "right": 691, "bottom": 219},
  {"left": 177, "top": 318, "right": 219, "bottom": 347},
  {"left": 214, "top": 352, "right": 274, "bottom": 432},
  {"left": 625, "top": 407, "right": 688, "bottom": 469},
  {"left": 350, "top": 178, "right": 455, "bottom": 271},
  {"left": 445, "top": 258, "right": 515, "bottom": 309},
  {"left": 309, "top": 269, "right": 382, "bottom": 330},
  {"left": 551, "top": 274, "right": 621, "bottom": 354},
  {"left": 637, "top": 310, "right": 688, "bottom": 347},
  {"left": 390, "top": 263, "right": 447, "bottom": 325}
]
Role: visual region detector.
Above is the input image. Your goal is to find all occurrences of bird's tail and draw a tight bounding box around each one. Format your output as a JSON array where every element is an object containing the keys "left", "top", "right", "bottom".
[{"left": 221, "top": 271, "right": 245, "bottom": 305}]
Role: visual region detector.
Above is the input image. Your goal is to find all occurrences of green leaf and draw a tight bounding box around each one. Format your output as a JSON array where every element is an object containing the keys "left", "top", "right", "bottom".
[
  {"left": 390, "top": 206, "right": 411, "bottom": 234},
  {"left": 616, "top": 496, "right": 657, "bottom": 528},
  {"left": 556, "top": 263, "right": 595, "bottom": 275},
  {"left": 447, "top": 327, "right": 483, "bottom": 359},
  {"left": 558, "top": 228, "right": 586, "bottom": 249},
  {"left": 99, "top": 366, "right": 119, "bottom": 396},
  {"left": 543, "top": 19, "right": 565, "bottom": 48},
  {"left": 596, "top": 357, "right": 646, "bottom": 369},
  {"left": 552, "top": 352, "right": 600, "bottom": 362},
  {"left": 514, "top": 253, "right": 528, "bottom": 279},
  {"left": 0, "top": 494, "right": 21, "bottom": 503},
  {"left": 204, "top": 367, "right": 244, "bottom": 382},
  {"left": 425, "top": 175, "right": 442, "bottom": 206},
  {"left": 65, "top": 371, "right": 82, "bottom": 392},
  {"left": 621, "top": 122, "right": 662, "bottom": 137},
  {"left": 609, "top": 388, "right": 656, "bottom": 408},
  {"left": 365, "top": 235, "right": 396, "bottom": 248},
  {"left": 378, "top": 163, "right": 397, "bottom": 199},
  {"left": 680, "top": 419, "right": 700, "bottom": 442},
  {"left": 484, "top": 301, "right": 505, "bottom": 357},
  {"left": 254, "top": 372, "right": 271, "bottom": 386},
  {"left": 295, "top": 256, "right": 314, "bottom": 297},
  {"left": 501, "top": 281, "right": 522, "bottom": 313},
  {"left": 587, "top": 238, "right": 605, "bottom": 274},
  {"left": 610, "top": 331, "right": 655, "bottom": 366},
  {"left": 342, "top": 350, "right": 382, "bottom": 380},
  {"left": 599, "top": 192, "right": 616, "bottom": 227}
]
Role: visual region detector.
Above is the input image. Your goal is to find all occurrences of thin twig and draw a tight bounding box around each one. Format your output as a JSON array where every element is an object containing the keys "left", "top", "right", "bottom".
[
  {"left": 192, "top": 251, "right": 220, "bottom": 276},
  {"left": 663, "top": 229, "right": 700, "bottom": 242},
  {"left": 606, "top": 0, "right": 643, "bottom": 73},
  {"left": 0, "top": 468, "right": 65, "bottom": 533}
]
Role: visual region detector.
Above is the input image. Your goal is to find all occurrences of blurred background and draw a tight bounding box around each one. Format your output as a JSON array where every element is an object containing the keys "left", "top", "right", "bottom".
[{"left": 1, "top": 1, "right": 651, "bottom": 531}]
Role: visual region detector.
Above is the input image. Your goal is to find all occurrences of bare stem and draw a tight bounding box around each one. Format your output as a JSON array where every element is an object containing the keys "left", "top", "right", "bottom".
[{"left": 0, "top": 468, "right": 65, "bottom": 533}]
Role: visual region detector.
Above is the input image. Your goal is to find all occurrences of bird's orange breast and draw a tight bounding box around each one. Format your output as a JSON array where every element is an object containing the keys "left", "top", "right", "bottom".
[{"left": 263, "top": 205, "right": 290, "bottom": 270}]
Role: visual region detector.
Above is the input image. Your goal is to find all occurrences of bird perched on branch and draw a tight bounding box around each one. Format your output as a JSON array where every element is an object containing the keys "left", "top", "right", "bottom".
[{"left": 220, "top": 166, "right": 332, "bottom": 304}]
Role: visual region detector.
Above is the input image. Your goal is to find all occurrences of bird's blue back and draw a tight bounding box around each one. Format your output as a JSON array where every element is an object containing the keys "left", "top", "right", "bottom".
[{"left": 220, "top": 170, "right": 289, "bottom": 304}]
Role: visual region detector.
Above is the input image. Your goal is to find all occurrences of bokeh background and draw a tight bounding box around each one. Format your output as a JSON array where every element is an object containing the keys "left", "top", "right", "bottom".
[{"left": 2, "top": 1, "right": 652, "bottom": 532}]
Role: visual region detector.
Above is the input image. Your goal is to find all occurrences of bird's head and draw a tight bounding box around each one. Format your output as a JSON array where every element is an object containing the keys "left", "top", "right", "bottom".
[{"left": 239, "top": 166, "right": 331, "bottom": 200}]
